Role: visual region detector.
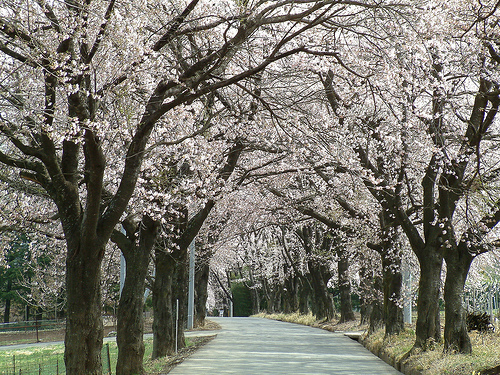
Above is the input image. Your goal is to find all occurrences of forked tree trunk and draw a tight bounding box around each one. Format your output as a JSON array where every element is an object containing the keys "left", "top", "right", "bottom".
[
  {"left": 115, "top": 216, "right": 158, "bottom": 375},
  {"left": 443, "top": 243, "right": 473, "bottom": 354},
  {"left": 64, "top": 242, "right": 104, "bottom": 375}
]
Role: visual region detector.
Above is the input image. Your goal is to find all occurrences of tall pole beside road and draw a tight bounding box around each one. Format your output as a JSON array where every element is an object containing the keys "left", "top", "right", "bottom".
[{"left": 187, "top": 239, "right": 195, "bottom": 329}]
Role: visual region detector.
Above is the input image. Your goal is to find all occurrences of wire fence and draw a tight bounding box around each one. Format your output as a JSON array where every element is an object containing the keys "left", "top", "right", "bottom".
[
  {"left": 0, "top": 320, "right": 65, "bottom": 334},
  {"left": 0, "top": 343, "right": 112, "bottom": 375}
]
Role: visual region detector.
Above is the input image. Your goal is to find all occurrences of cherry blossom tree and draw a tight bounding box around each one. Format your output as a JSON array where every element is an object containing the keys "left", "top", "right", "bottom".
[
  {"left": 313, "top": 0, "right": 500, "bottom": 354},
  {"left": 0, "top": 0, "right": 368, "bottom": 371}
]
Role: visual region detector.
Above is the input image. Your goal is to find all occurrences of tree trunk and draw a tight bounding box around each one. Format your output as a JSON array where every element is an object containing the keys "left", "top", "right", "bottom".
[
  {"left": 298, "top": 279, "right": 309, "bottom": 315},
  {"left": 173, "top": 246, "right": 188, "bottom": 349},
  {"left": 250, "top": 288, "right": 260, "bottom": 315},
  {"left": 3, "top": 279, "right": 11, "bottom": 323},
  {"left": 359, "top": 265, "right": 373, "bottom": 326},
  {"left": 309, "top": 267, "right": 335, "bottom": 320},
  {"left": 369, "top": 275, "right": 384, "bottom": 334},
  {"left": 3, "top": 299, "right": 10, "bottom": 324},
  {"left": 64, "top": 243, "right": 104, "bottom": 375},
  {"left": 412, "top": 249, "right": 443, "bottom": 351},
  {"left": 443, "top": 243, "right": 473, "bottom": 354},
  {"left": 116, "top": 260, "right": 147, "bottom": 375},
  {"left": 247, "top": 269, "right": 261, "bottom": 315},
  {"left": 338, "top": 253, "right": 355, "bottom": 323},
  {"left": 116, "top": 216, "right": 158, "bottom": 375},
  {"left": 194, "top": 261, "right": 210, "bottom": 328},
  {"left": 381, "top": 249, "right": 404, "bottom": 336},
  {"left": 283, "top": 277, "right": 298, "bottom": 313},
  {"left": 152, "top": 248, "right": 176, "bottom": 359}
]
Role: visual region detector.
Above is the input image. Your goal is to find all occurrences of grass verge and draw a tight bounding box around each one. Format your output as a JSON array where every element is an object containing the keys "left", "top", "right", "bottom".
[
  {"left": 363, "top": 327, "right": 500, "bottom": 375},
  {"left": 0, "top": 335, "right": 216, "bottom": 375}
]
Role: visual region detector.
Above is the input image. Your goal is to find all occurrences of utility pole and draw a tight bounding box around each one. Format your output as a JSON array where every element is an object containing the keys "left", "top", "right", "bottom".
[
  {"left": 403, "top": 264, "right": 412, "bottom": 324},
  {"left": 187, "top": 239, "right": 195, "bottom": 329}
]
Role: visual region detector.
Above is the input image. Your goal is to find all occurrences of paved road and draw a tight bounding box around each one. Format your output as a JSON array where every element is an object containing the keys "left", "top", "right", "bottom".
[{"left": 170, "top": 317, "right": 401, "bottom": 374}]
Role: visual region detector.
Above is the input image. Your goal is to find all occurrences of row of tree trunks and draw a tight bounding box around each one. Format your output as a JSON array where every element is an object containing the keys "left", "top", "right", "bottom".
[{"left": 296, "top": 227, "right": 337, "bottom": 321}]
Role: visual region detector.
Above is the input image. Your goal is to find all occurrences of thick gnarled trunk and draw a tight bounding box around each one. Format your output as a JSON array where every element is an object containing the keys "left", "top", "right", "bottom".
[
  {"left": 152, "top": 243, "right": 189, "bottom": 359},
  {"left": 413, "top": 249, "right": 443, "bottom": 351},
  {"left": 117, "top": 265, "right": 147, "bottom": 375},
  {"left": 172, "top": 246, "right": 189, "bottom": 349},
  {"left": 309, "top": 266, "right": 335, "bottom": 321},
  {"left": 115, "top": 216, "right": 158, "bottom": 375},
  {"left": 152, "top": 249, "right": 176, "bottom": 359},
  {"left": 443, "top": 243, "right": 473, "bottom": 354},
  {"left": 64, "top": 243, "right": 104, "bottom": 375},
  {"left": 381, "top": 249, "right": 404, "bottom": 336}
]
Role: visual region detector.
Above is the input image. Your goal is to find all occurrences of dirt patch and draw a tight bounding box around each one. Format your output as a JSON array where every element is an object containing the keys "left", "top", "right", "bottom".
[
  {"left": 313, "top": 318, "right": 368, "bottom": 333},
  {"left": 192, "top": 319, "right": 221, "bottom": 332}
]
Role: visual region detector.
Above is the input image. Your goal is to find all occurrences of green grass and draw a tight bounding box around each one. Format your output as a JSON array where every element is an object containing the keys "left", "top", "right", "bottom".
[
  {"left": 363, "top": 327, "right": 500, "bottom": 375},
  {"left": 0, "top": 338, "right": 197, "bottom": 375},
  {"left": 0, "top": 345, "right": 66, "bottom": 374}
]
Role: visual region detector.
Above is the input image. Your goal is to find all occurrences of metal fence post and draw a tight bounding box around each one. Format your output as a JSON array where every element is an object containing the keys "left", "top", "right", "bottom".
[
  {"left": 107, "top": 343, "right": 111, "bottom": 375},
  {"left": 175, "top": 299, "right": 179, "bottom": 354}
]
